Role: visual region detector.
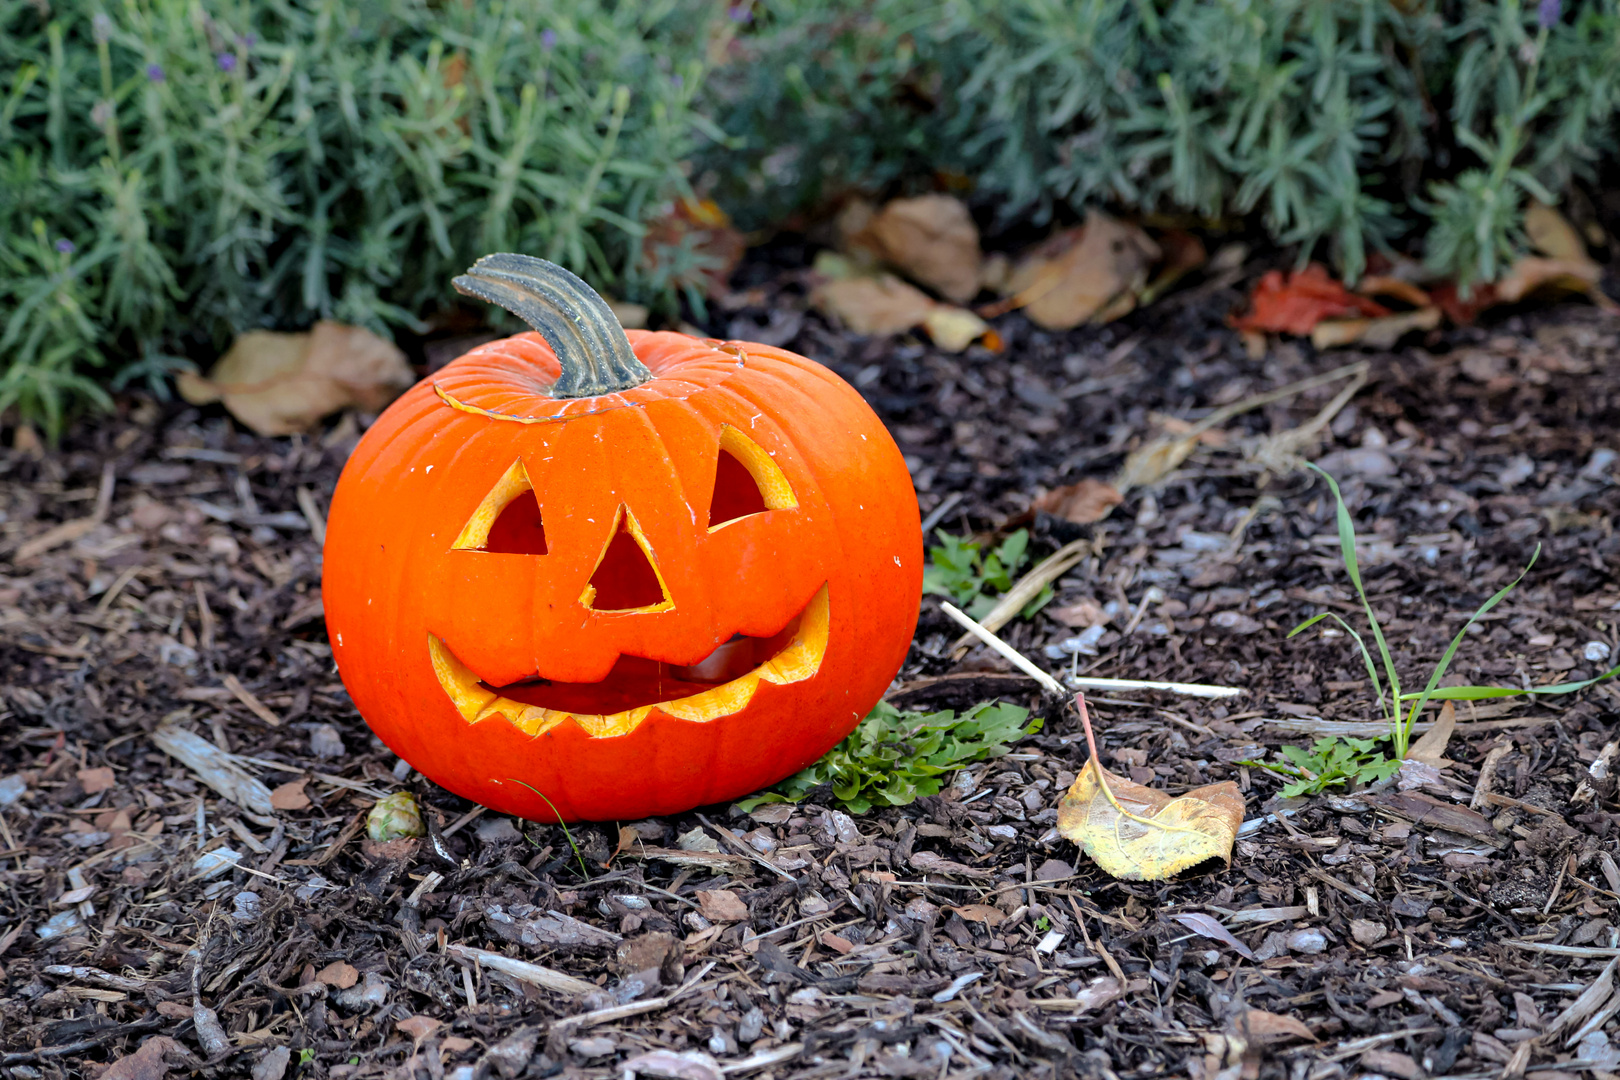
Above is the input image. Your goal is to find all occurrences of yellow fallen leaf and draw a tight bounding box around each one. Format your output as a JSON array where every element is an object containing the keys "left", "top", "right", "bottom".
[
  {"left": 1114, "top": 434, "right": 1199, "bottom": 493},
  {"left": 1406, "top": 700, "right": 1456, "bottom": 765},
  {"left": 1057, "top": 694, "right": 1243, "bottom": 881},
  {"left": 179, "top": 321, "right": 413, "bottom": 436},
  {"left": 1495, "top": 256, "right": 1614, "bottom": 308},
  {"left": 1310, "top": 306, "right": 1441, "bottom": 350},
  {"left": 922, "top": 305, "right": 990, "bottom": 352}
]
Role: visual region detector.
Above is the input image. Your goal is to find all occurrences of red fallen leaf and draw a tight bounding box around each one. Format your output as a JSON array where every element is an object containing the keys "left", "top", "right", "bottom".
[
  {"left": 1231, "top": 263, "right": 1389, "bottom": 336},
  {"left": 1430, "top": 280, "right": 1499, "bottom": 325}
]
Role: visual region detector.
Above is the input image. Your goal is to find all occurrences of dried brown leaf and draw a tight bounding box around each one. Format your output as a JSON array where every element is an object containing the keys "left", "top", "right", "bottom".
[
  {"left": 1406, "top": 700, "right": 1456, "bottom": 764},
  {"left": 397, "top": 1015, "right": 443, "bottom": 1042},
  {"left": 1033, "top": 478, "right": 1123, "bottom": 525},
  {"left": 1527, "top": 201, "right": 1588, "bottom": 261},
  {"left": 1011, "top": 213, "right": 1161, "bottom": 330},
  {"left": 860, "top": 194, "right": 982, "bottom": 303},
  {"left": 316, "top": 961, "right": 359, "bottom": 989},
  {"left": 811, "top": 273, "right": 937, "bottom": 336},
  {"left": 270, "top": 778, "right": 311, "bottom": 811},
  {"left": 102, "top": 1037, "right": 186, "bottom": 1080},
  {"left": 76, "top": 766, "right": 115, "bottom": 794},
  {"left": 1310, "top": 306, "right": 1441, "bottom": 350},
  {"left": 695, "top": 889, "right": 749, "bottom": 923},
  {"left": 179, "top": 321, "right": 413, "bottom": 436},
  {"left": 1233, "top": 1009, "right": 1316, "bottom": 1044}
]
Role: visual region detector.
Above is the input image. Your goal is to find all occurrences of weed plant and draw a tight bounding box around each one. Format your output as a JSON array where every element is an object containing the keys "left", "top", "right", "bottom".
[
  {"left": 922, "top": 527, "right": 1053, "bottom": 620},
  {"left": 1263, "top": 463, "right": 1619, "bottom": 795},
  {"left": 741, "top": 699, "right": 1039, "bottom": 814}
]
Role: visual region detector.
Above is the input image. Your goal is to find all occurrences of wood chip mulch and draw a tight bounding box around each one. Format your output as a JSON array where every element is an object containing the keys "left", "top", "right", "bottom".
[{"left": 2, "top": 267, "right": 1619, "bottom": 1080}]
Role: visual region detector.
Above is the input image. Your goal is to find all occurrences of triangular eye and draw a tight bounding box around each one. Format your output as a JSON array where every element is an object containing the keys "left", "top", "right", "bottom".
[
  {"left": 484, "top": 490, "right": 548, "bottom": 554},
  {"left": 582, "top": 507, "right": 672, "bottom": 613},
  {"left": 453, "top": 460, "right": 547, "bottom": 554},
  {"left": 709, "top": 449, "right": 767, "bottom": 528},
  {"left": 708, "top": 426, "right": 797, "bottom": 531}
]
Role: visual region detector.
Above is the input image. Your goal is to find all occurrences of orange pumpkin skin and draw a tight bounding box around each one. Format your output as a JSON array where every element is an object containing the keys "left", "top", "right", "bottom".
[{"left": 323, "top": 329, "right": 921, "bottom": 822}]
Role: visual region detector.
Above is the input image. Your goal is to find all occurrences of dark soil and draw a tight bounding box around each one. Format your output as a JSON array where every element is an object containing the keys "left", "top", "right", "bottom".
[{"left": 3, "top": 259, "right": 1619, "bottom": 1080}]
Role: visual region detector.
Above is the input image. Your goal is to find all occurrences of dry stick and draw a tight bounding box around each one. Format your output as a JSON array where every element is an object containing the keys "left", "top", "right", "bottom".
[
  {"left": 445, "top": 944, "right": 597, "bottom": 997},
  {"left": 696, "top": 813, "right": 796, "bottom": 882},
  {"left": 939, "top": 601, "right": 1242, "bottom": 700},
  {"left": 948, "top": 538, "right": 1090, "bottom": 658}
]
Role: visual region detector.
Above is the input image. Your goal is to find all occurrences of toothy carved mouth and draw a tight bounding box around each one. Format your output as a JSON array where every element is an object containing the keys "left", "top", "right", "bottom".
[{"left": 428, "top": 585, "right": 829, "bottom": 739}]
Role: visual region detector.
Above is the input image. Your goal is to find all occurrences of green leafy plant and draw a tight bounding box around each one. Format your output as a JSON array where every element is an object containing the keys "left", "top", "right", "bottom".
[
  {"left": 922, "top": 528, "right": 1051, "bottom": 620},
  {"left": 1278, "top": 462, "right": 1620, "bottom": 790},
  {"left": 741, "top": 700, "right": 1040, "bottom": 814},
  {"left": 1246, "top": 736, "right": 1401, "bottom": 798},
  {"left": 1289, "top": 464, "right": 1538, "bottom": 759},
  {"left": 1, "top": 0, "right": 725, "bottom": 435},
  {"left": 708, "top": 0, "right": 1620, "bottom": 288}
]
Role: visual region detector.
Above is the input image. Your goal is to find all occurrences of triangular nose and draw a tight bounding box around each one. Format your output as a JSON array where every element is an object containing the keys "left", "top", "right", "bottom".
[{"left": 581, "top": 507, "right": 671, "bottom": 612}]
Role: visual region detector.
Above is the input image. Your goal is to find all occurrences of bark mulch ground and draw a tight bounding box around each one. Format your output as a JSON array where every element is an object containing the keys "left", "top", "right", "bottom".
[{"left": 2, "top": 262, "right": 1619, "bottom": 1080}]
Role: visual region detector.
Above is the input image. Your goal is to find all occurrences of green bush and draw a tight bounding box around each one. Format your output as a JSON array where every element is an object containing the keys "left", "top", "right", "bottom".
[
  {"left": 7, "top": 0, "right": 1620, "bottom": 435},
  {"left": 0, "top": 0, "right": 723, "bottom": 434},
  {"left": 707, "top": 0, "right": 1620, "bottom": 288}
]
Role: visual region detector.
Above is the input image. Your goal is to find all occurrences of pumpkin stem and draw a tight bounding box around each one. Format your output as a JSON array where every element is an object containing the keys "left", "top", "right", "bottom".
[{"left": 452, "top": 254, "right": 651, "bottom": 398}]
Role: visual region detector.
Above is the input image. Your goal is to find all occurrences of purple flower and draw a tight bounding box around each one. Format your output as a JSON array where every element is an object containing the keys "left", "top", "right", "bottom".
[
  {"left": 55, "top": 239, "right": 75, "bottom": 255},
  {"left": 727, "top": 4, "right": 752, "bottom": 23},
  {"left": 146, "top": 63, "right": 165, "bottom": 82},
  {"left": 671, "top": 73, "right": 683, "bottom": 88},
  {"left": 1539, "top": 0, "right": 1561, "bottom": 26},
  {"left": 217, "top": 52, "right": 237, "bottom": 72},
  {"left": 238, "top": 33, "right": 257, "bottom": 48},
  {"left": 541, "top": 28, "right": 557, "bottom": 49}
]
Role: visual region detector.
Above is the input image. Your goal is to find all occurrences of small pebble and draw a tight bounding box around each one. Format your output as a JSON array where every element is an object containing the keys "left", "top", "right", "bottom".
[
  {"left": 36, "top": 909, "right": 84, "bottom": 940},
  {"left": 309, "top": 724, "right": 346, "bottom": 760},
  {"left": 0, "top": 774, "right": 26, "bottom": 806},
  {"left": 1584, "top": 640, "right": 1612, "bottom": 663},
  {"left": 194, "top": 847, "right": 242, "bottom": 877},
  {"left": 475, "top": 817, "right": 521, "bottom": 844},
  {"left": 1285, "top": 928, "right": 1328, "bottom": 955}
]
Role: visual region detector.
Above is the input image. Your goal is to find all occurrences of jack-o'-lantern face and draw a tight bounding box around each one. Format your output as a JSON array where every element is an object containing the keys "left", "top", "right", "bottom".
[{"left": 323, "top": 256, "right": 921, "bottom": 822}]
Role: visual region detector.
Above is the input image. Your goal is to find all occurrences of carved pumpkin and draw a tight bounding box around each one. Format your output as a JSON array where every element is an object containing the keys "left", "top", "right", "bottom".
[{"left": 323, "top": 255, "right": 922, "bottom": 821}]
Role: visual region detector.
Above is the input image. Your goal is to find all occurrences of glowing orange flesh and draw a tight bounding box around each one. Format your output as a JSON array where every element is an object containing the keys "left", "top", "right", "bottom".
[{"left": 428, "top": 584, "right": 830, "bottom": 739}]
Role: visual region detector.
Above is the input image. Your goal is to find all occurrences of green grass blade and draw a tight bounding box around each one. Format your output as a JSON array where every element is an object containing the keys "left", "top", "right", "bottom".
[
  {"left": 1406, "top": 660, "right": 1620, "bottom": 700},
  {"left": 1287, "top": 611, "right": 1333, "bottom": 638},
  {"left": 1398, "top": 546, "right": 1539, "bottom": 747},
  {"left": 1324, "top": 612, "right": 1389, "bottom": 720},
  {"left": 1309, "top": 463, "right": 1402, "bottom": 720}
]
